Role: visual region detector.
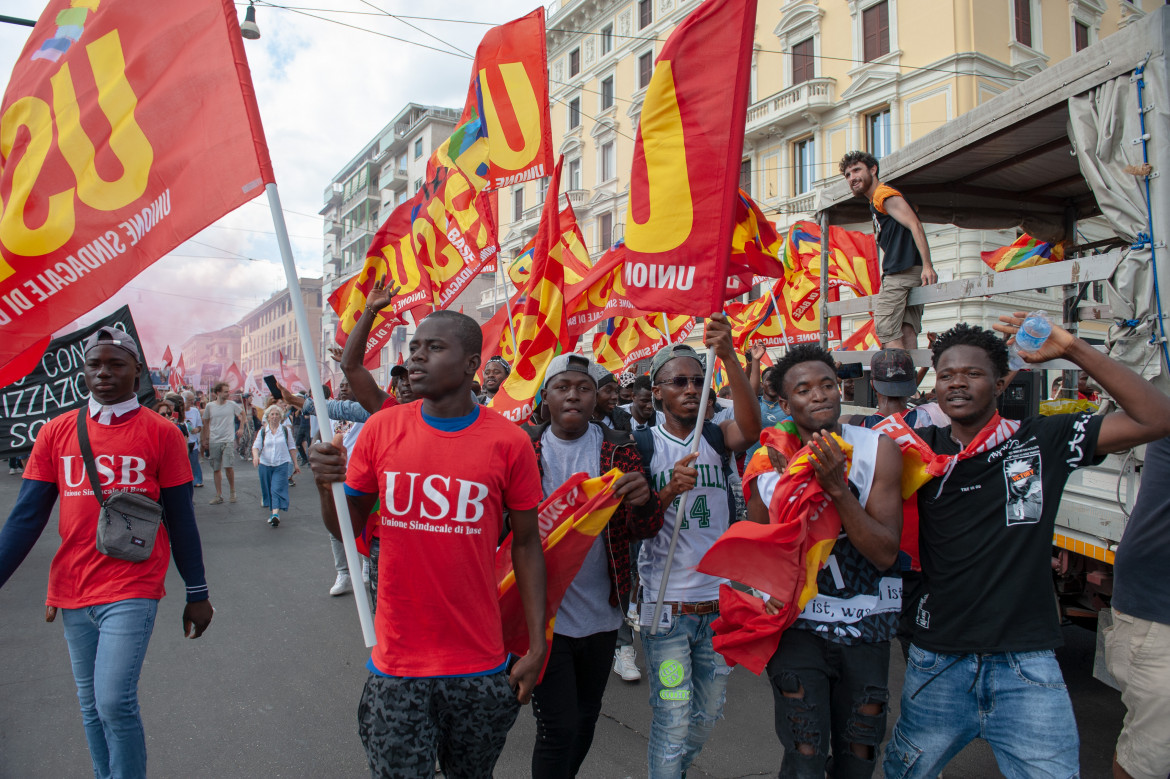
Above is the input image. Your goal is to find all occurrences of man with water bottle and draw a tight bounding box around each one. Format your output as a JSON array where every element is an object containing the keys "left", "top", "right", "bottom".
[{"left": 881, "top": 316, "right": 1170, "bottom": 779}]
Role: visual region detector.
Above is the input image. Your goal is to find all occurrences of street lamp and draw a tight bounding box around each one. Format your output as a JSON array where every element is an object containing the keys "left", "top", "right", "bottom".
[{"left": 240, "top": 1, "right": 260, "bottom": 40}]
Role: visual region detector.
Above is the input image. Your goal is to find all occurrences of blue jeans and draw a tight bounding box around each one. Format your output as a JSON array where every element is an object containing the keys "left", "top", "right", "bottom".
[
  {"left": 62, "top": 598, "right": 159, "bottom": 779},
  {"left": 188, "top": 445, "right": 202, "bottom": 485},
  {"left": 258, "top": 462, "right": 291, "bottom": 511},
  {"left": 643, "top": 612, "right": 730, "bottom": 779},
  {"left": 883, "top": 645, "right": 1080, "bottom": 779}
]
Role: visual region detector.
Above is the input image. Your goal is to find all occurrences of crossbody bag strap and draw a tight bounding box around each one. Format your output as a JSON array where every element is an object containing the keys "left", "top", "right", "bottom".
[{"left": 75, "top": 409, "right": 106, "bottom": 506}]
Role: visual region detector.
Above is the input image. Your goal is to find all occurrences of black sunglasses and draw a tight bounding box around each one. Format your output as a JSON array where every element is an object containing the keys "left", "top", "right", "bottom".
[{"left": 656, "top": 376, "right": 705, "bottom": 389}]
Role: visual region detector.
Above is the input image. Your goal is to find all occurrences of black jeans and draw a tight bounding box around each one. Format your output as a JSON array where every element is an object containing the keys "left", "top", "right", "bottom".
[
  {"left": 766, "top": 629, "right": 890, "bottom": 779},
  {"left": 530, "top": 630, "right": 618, "bottom": 779}
]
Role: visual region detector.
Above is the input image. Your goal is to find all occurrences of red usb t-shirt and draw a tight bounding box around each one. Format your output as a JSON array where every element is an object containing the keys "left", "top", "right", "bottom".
[
  {"left": 345, "top": 403, "right": 541, "bottom": 677},
  {"left": 24, "top": 409, "right": 193, "bottom": 608}
]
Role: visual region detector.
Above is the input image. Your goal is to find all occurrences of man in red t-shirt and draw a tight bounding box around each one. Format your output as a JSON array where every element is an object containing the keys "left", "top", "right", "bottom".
[
  {"left": 310, "top": 310, "right": 547, "bottom": 779},
  {"left": 0, "top": 327, "right": 213, "bottom": 779}
]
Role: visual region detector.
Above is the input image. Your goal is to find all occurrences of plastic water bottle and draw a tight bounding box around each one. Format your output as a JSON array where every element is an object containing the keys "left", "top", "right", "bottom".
[{"left": 1009, "top": 311, "right": 1052, "bottom": 370}]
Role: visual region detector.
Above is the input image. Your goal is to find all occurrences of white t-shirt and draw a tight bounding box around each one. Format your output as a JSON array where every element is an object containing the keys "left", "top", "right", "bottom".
[{"left": 638, "top": 424, "right": 730, "bottom": 603}]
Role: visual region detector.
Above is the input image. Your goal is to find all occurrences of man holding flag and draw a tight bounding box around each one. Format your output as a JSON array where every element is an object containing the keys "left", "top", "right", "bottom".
[
  {"left": 522, "top": 353, "right": 663, "bottom": 778},
  {"left": 307, "top": 310, "right": 547, "bottom": 778},
  {"left": 636, "top": 314, "right": 760, "bottom": 779}
]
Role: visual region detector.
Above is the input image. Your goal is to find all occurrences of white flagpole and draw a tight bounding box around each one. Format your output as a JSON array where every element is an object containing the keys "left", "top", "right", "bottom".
[
  {"left": 649, "top": 341, "right": 717, "bottom": 636},
  {"left": 266, "top": 183, "right": 376, "bottom": 647},
  {"left": 659, "top": 312, "right": 672, "bottom": 343}
]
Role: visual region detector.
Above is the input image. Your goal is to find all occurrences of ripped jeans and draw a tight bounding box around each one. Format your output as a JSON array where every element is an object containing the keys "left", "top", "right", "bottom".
[
  {"left": 643, "top": 612, "right": 730, "bottom": 779},
  {"left": 766, "top": 629, "right": 890, "bottom": 778}
]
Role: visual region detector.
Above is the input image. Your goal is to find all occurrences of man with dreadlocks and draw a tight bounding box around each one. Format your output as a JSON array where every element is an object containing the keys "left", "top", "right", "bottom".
[{"left": 882, "top": 317, "right": 1170, "bottom": 779}]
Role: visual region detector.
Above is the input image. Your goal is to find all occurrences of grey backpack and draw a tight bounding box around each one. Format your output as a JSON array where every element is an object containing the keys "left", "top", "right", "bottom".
[{"left": 76, "top": 410, "right": 164, "bottom": 563}]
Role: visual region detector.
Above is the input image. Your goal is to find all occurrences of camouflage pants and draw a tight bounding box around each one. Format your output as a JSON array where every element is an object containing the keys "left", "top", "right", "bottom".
[{"left": 357, "top": 669, "right": 519, "bottom": 779}]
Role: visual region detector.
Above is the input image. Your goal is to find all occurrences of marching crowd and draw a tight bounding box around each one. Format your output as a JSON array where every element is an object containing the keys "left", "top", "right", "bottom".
[{"left": 0, "top": 151, "right": 1168, "bottom": 779}]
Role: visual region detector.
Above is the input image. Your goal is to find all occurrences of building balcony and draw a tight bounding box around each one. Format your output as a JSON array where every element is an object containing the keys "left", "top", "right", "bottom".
[
  {"left": 379, "top": 165, "right": 408, "bottom": 191},
  {"left": 341, "top": 225, "right": 375, "bottom": 253},
  {"left": 320, "top": 183, "right": 343, "bottom": 213},
  {"left": 564, "top": 189, "right": 587, "bottom": 207},
  {"left": 341, "top": 185, "right": 380, "bottom": 218},
  {"left": 323, "top": 218, "right": 342, "bottom": 236},
  {"left": 781, "top": 190, "right": 819, "bottom": 216},
  {"left": 745, "top": 78, "right": 836, "bottom": 138}
]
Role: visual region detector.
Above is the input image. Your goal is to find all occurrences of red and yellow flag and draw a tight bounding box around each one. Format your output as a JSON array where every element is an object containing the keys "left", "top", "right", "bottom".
[
  {"left": 591, "top": 314, "right": 696, "bottom": 373},
  {"left": 725, "top": 282, "right": 841, "bottom": 348},
  {"left": 621, "top": 0, "right": 758, "bottom": 317},
  {"left": 779, "top": 220, "right": 880, "bottom": 323},
  {"left": 497, "top": 469, "right": 625, "bottom": 662},
  {"left": 839, "top": 319, "right": 879, "bottom": 351},
  {"left": 0, "top": 0, "right": 275, "bottom": 377},
  {"left": 728, "top": 189, "right": 784, "bottom": 282},
  {"left": 478, "top": 285, "right": 525, "bottom": 375},
  {"left": 489, "top": 156, "right": 573, "bottom": 424},
  {"left": 508, "top": 197, "right": 592, "bottom": 293},
  {"left": 331, "top": 9, "right": 553, "bottom": 354},
  {"left": 565, "top": 242, "right": 655, "bottom": 338}
]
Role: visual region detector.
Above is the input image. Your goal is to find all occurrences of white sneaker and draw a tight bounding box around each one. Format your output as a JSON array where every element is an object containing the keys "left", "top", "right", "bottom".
[
  {"left": 329, "top": 573, "right": 353, "bottom": 596},
  {"left": 362, "top": 558, "right": 371, "bottom": 584},
  {"left": 7, "top": 468, "right": 14, "bottom": 475},
  {"left": 613, "top": 645, "right": 640, "bottom": 682}
]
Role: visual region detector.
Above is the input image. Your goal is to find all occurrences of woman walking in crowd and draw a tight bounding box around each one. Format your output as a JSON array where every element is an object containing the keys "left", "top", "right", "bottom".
[
  {"left": 252, "top": 403, "right": 299, "bottom": 527},
  {"left": 182, "top": 391, "right": 204, "bottom": 487}
]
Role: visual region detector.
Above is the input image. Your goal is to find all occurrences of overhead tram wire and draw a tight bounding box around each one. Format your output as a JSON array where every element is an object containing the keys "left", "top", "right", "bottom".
[
  {"left": 354, "top": 0, "right": 474, "bottom": 59},
  {"left": 246, "top": 2, "right": 1024, "bottom": 82}
]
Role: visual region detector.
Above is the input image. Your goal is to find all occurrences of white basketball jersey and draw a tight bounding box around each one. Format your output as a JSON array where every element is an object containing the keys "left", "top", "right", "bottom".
[{"left": 638, "top": 424, "right": 730, "bottom": 603}]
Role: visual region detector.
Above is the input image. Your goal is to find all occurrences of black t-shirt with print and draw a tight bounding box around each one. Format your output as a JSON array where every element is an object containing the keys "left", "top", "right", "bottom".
[{"left": 913, "top": 413, "right": 1103, "bottom": 654}]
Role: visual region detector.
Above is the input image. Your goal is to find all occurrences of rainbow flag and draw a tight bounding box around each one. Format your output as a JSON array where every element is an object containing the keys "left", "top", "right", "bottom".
[{"left": 981, "top": 234, "right": 1065, "bottom": 272}]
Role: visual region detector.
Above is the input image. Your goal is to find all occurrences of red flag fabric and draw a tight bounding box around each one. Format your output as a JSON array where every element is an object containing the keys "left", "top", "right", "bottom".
[
  {"left": 496, "top": 470, "right": 625, "bottom": 661},
  {"left": 479, "top": 286, "right": 526, "bottom": 376},
  {"left": 224, "top": 362, "right": 245, "bottom": 393},
  {"left": 176, "top": 352, "right": 187, "bottom": 384},
  {"left": 0, "top": 0, "right": 274, "bottom": 376},
  {"left": 592, "top": 314, "right": 696, "bottom": 373},
  {"left": 838, "top": 319, "right": 879, "bottom": 351},
  {"left": 167, "top": 366, "right": 182, "bottom": 393},
  {"left": 778, "top": 221, "right": 881, "bottom": 339},
  {"left": 161, "top": 346, "right": 173, "bottom": 367},
  {"left": 488, "top": 156, "right": 572, "bottom": 424},
  {"left": 331, "top": 9, "right": 552, "bottom": 348},
  {"left": 726, "top": 281, "right": 840, "bottom": 348},
  {"left": 327, "top": 271, "right": 404, "bottom": 367},
  {"left": 565, "top": 242, "right": 655, "bottom": 338},
  {"left": 622, "top": 0, "right": 757, "bottom": 317}
]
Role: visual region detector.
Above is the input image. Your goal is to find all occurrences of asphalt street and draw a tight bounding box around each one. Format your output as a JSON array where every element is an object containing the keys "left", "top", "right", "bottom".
[{"left": 0, "top": 460, "right": 1126, "bottom": 778}]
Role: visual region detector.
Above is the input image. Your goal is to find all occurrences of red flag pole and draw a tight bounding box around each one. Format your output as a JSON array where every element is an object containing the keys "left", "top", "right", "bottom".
[
  {"left": 266, "top": 182, "right": 376, "bottom": 647},
  {"left": 648, "top": 338, "right": 717, "bottom": 635}
]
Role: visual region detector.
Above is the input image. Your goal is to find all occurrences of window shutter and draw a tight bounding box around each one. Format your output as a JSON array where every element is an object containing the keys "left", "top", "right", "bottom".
[{"left": 1015, "top": 0, "right": 1032, "bottom": 47}]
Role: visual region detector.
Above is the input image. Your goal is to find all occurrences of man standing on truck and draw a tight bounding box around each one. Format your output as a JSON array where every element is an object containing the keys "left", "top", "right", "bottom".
[
  {"left": 1106, "top": 435, "right": 1170, "bottom": 779},
  {"left": 882, "top": 318, "right": 1170, "bottom": 779},
  {"left": 839, "top": 151, "right": 937, "bottom": 350}
]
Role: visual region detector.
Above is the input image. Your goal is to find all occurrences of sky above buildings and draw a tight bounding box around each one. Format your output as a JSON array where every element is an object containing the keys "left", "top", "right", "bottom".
[{"left": 0, "top": 0, "right": 538, "bottom": 364}]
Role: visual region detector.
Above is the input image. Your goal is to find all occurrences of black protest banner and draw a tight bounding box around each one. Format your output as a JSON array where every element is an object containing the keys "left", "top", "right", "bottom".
[{"left": 0, "top": 306, "right": 155, "bottom": 458}]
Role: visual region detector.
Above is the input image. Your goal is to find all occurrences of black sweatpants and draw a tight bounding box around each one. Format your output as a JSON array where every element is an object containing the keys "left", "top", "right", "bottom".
[{"left": 530, "top": 630, "right": 618, "bottom": 779}]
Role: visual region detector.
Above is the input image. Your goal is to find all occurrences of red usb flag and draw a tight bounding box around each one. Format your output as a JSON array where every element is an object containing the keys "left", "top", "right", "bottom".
[
  {"left": 497, "top": 469, "right": 625, "bottom": 664},
  {"left": 489, "top": 156, "right": 572, "bottom": 424},
  {"left": 333, "top": 9, "right": 553, "bottom": 351},
  {"left": 726, "top": 281, "right": 841, "bottom": 347},
  {"left": 622, "top": 0, "right": 757, "bottom": 317},
  {"left": 780, "top": 220, "right": 881, "bottom": 318},
  {"left": 591, "top": 314, "right": 696, "bottom": 374},
  {"left": 0, "top": 0, "right": 274, "bottom": 377},
  {"left": 565, "top": 242, "right": 654, "bottom": 338}
]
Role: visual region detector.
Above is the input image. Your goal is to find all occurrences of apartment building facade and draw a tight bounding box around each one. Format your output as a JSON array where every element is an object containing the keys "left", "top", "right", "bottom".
[
  {"left": 320, "top": 103, "right": 496, "bottom": 384},
  {"left": 490, "top": 0, "right": 1158, "bottom": 350},
  {"left": 179, "top": 325, "right": 243, "bottom": 388},
  {"left": 238, "top": 277, "right": 323, "bottom": 381}
]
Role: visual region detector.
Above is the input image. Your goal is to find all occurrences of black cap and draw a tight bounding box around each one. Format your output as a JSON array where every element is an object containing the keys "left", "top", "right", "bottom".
[
  {"left": 390, "top": 364, "right": 408, "bottom": 378},
  {"left": 870, "top": 348, "right": 917, "bottom": 397},
  {"left": 83, "top": 326, "right": 142, "bottom": 364}
]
